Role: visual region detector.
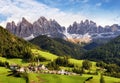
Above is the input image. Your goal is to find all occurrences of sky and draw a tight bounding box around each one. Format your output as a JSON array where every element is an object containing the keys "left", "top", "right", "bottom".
[{"left": 0, "top": 0, "right": 120, "bottom": 27}]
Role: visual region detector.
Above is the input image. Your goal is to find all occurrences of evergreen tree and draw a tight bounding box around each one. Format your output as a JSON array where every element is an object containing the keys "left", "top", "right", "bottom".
[
  {"left": 82, "top": 60, "right": 92, "bottom": 70},
  {"left": 100, "top": 74, "right": 105, "bottom": 83}
]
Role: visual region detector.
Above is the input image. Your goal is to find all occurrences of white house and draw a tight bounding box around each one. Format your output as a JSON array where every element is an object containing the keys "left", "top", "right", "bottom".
[{"left": 18, "top": 67, "right": 25, "bottom": 72}]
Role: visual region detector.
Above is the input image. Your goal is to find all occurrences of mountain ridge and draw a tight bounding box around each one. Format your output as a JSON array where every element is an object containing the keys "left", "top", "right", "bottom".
[
  {"left": 6, "top": 17, "right": 66, "bottom": 40},
  {"left": 6, "top": 16, "right": 120, "bottom": 44}
]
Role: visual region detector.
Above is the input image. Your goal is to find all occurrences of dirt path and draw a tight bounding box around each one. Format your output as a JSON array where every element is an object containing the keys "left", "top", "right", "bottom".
[{"left": 30, "top": 75, "right": 45, "bottom": 83}]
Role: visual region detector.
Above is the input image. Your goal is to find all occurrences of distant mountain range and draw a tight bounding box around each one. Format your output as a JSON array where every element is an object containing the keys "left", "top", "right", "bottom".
[
  {"left": 6, "top": 16, "right": 120, "bottom": 44},
  {"left": 6, "top": 17, "right": 65, "bottom": 40}
]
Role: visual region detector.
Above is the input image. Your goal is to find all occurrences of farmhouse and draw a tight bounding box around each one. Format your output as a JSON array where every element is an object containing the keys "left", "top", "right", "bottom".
[
  {"left": 10, "top": 64, "right": 19, "bottom": 71},
  {"left": 18, "top": 67, "right": 25, "bottom": 72}
]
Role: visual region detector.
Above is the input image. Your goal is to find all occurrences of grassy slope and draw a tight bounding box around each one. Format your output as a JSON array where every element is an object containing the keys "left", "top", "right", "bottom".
[
  {"left": 85, "top": 74, "right": 120, "bottom": 83},
  {"left": 30, "top": 35, "right": 84, "bottom": 59},
  {"left": 28, "top": 73, "right": 39, "bottom": 83},
  {"left": 69, "top": 59, "right": 96, "bottom": 69},
  {"left": 0, "top": 48, "right": 120, "bottom": 83},
  {"left": 0, "top": 67, "right": 26, "bottom": 83},
  {"left": 0, "top": 49, "right": 58, "bottom": 66},
  {"left": 27, "top": 73, "right": 120, "bottom": 83},
  {"left": 104, "top": 76, "right": 120, "bottom": 83},
  {"left": 1, "top": 71, "right": 118, "bottom": 83},
  {"left": 32, "top": 49, "right": 57, "bottom": 61},
  {"left": 32, "top": 49, "right": 96, "bottom": 70},
  {"left": 38, "top": 74, "right": 89, "bottom": 83},
  {"left": 31, "top": 49, "right": 120, "bottom": 83},
  {"left": 0, "top": 48, "right": 96, "bottom": 68},
  {"left": 0, "top": 57, "right": 29, "bottom": 66}
]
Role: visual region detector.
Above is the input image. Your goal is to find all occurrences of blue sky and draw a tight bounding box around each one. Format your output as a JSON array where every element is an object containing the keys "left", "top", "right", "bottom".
[
  {"left": 0, "top": 0, "right": 120, "bottom": 27},
  {"left": 37, "top": 0, "right": 120, "bottom": 15},
  {"left": 37, "top": 0, "right": 119, "bottom": 12}
]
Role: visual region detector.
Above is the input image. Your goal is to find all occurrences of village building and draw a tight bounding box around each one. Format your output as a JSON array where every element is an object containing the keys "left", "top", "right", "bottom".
[
  {"left": 10, "top": 64, "right": 19, "bottom": 71},
  {"left": 18, "top": 67, "right": 25, "bottom": 72},
  {"left": 9, "top": 63, "right": 77, "bottom": 76}
]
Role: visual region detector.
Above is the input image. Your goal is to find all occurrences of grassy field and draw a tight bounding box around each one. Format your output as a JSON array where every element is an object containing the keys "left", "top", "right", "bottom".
[
  {"left": 69, "top": 59, "right": 97, "bottom": 71},
  {"left": 104, "top": 76, "right": 120, "bottom": 83},
  {"left": 38, "top": 74, "right": 89, "bottom": 83},
  {"left": 0, "top": 49, "right": 120, "bottom": 83},
  {"left": 0, "top": 49, "right": 97, "bottom": 69},
  {"left": 32, "top": 49, "right": 58, "bottom": 61},
  {"left": 32, "top": 49, "right": 96, "bottom": 68},
  {"left": 28, "top": 73, "right": 39, "bottom": 83},
  {"left": 0, "top": 67, "right": 26, "bottom": 83},
  {"left": 0, "top": 49, "right": 97, "bottom": 74},
  {"left": 28, "top": 73, "right": 120, "bottom": 83},
  {"left": 85, "top": 74, "right": 120, "bottom": 83},
  {"left": 0, "top": 57, "right": 29, "bottom": 66},
  {"left": 0, "top": 67, "right": 120, "bottom": 83},
  {"left": 0, "top": 49, "right": 58, "bottom": 66}
]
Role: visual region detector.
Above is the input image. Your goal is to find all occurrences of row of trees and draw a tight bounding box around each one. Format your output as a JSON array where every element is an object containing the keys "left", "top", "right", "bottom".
[
  {"left": 47, "top": 56, "right": 73, "bottom": 70},
  {"left": 0, "top": 60, "right": 9, "bottom": 68},
  {"left": 96, "top": 61, "right": 120, "bottom": 78},
  {"left": 47, "top": 57, "right": 93, "bottom": 74},
  {"left": 47, "top": 57, "right": 120, "bottom": 78},
  {"left": 72, "top": 60, "right": 92, "bottom": 74}
]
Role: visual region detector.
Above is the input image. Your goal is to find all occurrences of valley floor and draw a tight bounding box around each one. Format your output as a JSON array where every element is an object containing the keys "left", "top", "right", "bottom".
[{"left": 0, "top": 67, "right": 120, "bottom": 83}]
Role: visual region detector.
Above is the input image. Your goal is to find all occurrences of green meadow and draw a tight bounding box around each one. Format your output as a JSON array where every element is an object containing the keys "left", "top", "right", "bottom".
[
  {"left": 27, "top": 73, "right": 120, "bottom": 83},
  {"left": 0, "top": 67, "right": 26, "bottom": 83},
  {"left": 39, "top": 74, "right": 88, "bottom": 83},
  {"left": 0, "top": 49, "right": 120, "bottom": 83}
]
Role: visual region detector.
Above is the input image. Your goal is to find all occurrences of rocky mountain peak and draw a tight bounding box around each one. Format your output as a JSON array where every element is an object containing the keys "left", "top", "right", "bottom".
[
  {"left": 6, "top": 17, "right": 120, "bottom": 43},
  {"left": 33, "top": 17, "right": 65, "bottom": 38},
  {"left": 12, "top": 21, "right": 15, "bottom": 25},
  {"left": 37, "top": 16, "right": 48, "bottom": 23},
  {"left": 21, "top": 17, "right": 29, "bottom": 24},
  {"left": 22, "top": 17, "right": 27, "bottom": 22},
  {"left": 6, "top": 21, "right": 17, "bottom": 34},
  {"left": 84, "top": 19, "right": 89, "bottom": 25},
  {"left": 6, "top": 16, "right": 66, "bottom": 40}
]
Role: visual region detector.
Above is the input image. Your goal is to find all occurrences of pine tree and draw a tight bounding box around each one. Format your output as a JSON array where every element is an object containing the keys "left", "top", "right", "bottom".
[{"left": 100, "top": 73, "right": 105, "bottom": 83}]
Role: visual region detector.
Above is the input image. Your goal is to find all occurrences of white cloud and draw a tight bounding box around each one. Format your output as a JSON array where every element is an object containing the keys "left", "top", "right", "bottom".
[
  {"left": 0, "top": 0, "right": 86, "bottom": 27},
  {"left": 0, "top": 0, "right": 119, "bottom": 28}
]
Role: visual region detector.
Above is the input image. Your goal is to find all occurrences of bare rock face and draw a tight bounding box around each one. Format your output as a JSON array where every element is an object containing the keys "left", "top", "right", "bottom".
[
  {"left": 6, "top": 21, "right": 17, "bottom": 34},
  {"left": 6, "top": 17, "right": 33, "bottom": 38},
  {"left": 67, "top": 20, "right": 120, "bottom": 39},
  {"left": 6, "top": 17, "right": 120, "bottom": 43},
  {"left": 16, "top": 17, "right": 33, "bottom": 37},
  {"left": 6, "top": 17, "right": 65, "bottom": 40},
  {"left": 67, "top": 20, "right": 98, "bottom": 34},
  {"left": 33, "top": 17, "right": 65, "bottom": 38}
]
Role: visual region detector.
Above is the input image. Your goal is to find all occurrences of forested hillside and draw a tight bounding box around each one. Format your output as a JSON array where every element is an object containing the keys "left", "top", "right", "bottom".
[
  {"left": 0, "top": 26, "right": 34, "bottom": 59},
  {"left": 82, "top": 35, "right": 120, "bottom": 66},
  {"left": 30, "top": 35, "right": 85, "bottom": 59}
]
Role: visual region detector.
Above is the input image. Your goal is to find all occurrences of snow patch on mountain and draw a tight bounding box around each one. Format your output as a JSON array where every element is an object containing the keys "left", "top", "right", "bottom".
[{"left": 24, "top": 34, "right": 34, "bottom": 40}]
